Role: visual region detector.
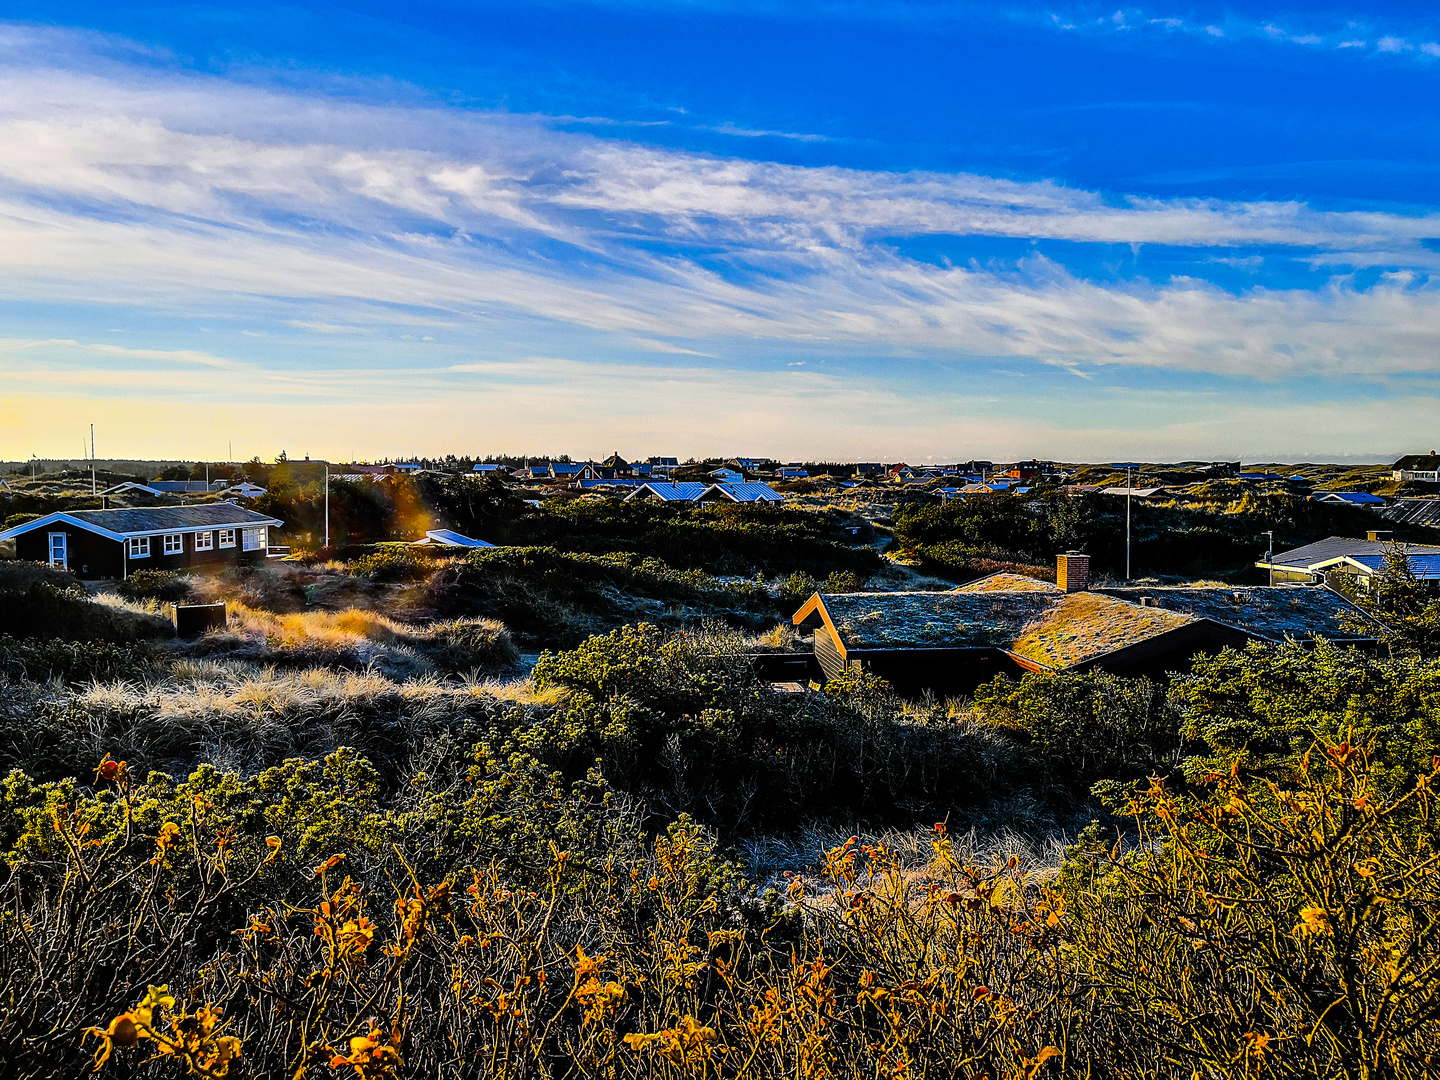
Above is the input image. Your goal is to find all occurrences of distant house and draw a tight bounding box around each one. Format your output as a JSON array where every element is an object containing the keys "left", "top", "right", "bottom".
[
  {"left": 1382, "top": 498, "right": 1440, "bottom": 530},
  {"left": 1393, "top": 453, "right": 1440, "bottom": 482},
  {"left": 709, "top": 468, "right": 744, "bottom": 484},
  {"left": 700, "top": 482, "right": 784, "bottom": 503},
  {"left": 1237, "top": 471, "right": 1284, "bottom": 482},
  {"left": 0, "top": 503, "right": 285, "bottom": 580},
  {"left": 471, "top": 464, "right": 505, "bottom": 474},
  {"left": 777, "top": 467, "right": 809, "bottom": 480},
  {"left": 411, "top": 529, "right": 495, "bottom": 549},
  {"left": 794, "top": 554, "right": 1382, "bottom": 697},
  {"left": 100, "top": 482, "right": 168, "bottom": 498},
  {"left": 550, "top": 462, "right": 586, "bottom": 482},
  {"left": 624, "top": 482, "right": 711, "bottom": 503},
  {"left": 340, "top": 464, "right": 404, "bottom": 479},
  {"left": 1315, "top": 492, "right": 1386, "bottom": 507},
  {"left": 217, "top": 482, "right": 266, "bottom": 498},
  {"left": 1100, "top": 486, "right": 1171, "bottom": 500},
  {"left": 1004, "top": 460, "right": 1046, "bottom": 481},
  {"left": 731, "top": 458, "right": 769, "bottom": 470},
  {"left": 1256, "top": 532, "right": 1440, "bottom": 585},
  {"left": 148, "top": 480, "right": 211, "bottom": 494},
  {"left": 853, "top": 463, "right": 884, "bottom": 478},
  {"left": 600, "top": 454, "right": 637, "bottom": 479}
]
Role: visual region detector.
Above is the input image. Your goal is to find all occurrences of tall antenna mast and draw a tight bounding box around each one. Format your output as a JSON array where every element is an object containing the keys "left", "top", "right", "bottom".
[{"left": 90, "top": 424, "right": 96, "bottom": 496}]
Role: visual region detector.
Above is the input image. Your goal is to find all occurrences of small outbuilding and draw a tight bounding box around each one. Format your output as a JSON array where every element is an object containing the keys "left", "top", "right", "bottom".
[{"left": 411, "top": 529, "right": 496, "bottom": 549}]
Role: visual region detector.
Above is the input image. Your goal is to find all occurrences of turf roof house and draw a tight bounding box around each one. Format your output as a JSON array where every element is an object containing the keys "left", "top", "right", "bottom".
[
  {"left": 0, "top": 504, "right": 284, "bottom": 580},
  {"left": 1393, "top": 452, "right": 1440, "bottom": 482},
  {"left": 793, "top": 554, "right": 1383, "bottom": 697}
]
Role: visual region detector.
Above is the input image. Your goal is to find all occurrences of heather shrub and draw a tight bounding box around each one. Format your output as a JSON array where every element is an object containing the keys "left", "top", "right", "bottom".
[
  {"left": 116, "top": 568, "right": 191, "bottom": 602},
  {"left": 349, "top": 547, "right": 434, "bottom": 583},
  {"left": 971, "top": 669, "right": 1183, "bottom": 791},
  {"left": 428, "top": 546, "right": 775, "bottom": 647},
  {"left": 0, "top": 634, "right": 154, "bottom": 684},
  {"left": 0, "top": 562, "right": 172, "bottom": 642}
]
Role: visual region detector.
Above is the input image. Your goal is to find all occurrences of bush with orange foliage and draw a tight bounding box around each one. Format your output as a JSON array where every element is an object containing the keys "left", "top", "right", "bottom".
[{"left": 4, "top": 721, "right": 1438, "bottom": 1078}]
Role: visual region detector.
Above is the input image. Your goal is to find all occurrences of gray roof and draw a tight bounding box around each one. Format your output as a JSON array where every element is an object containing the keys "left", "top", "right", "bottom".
[
  {"left": 1262, "top": 535, "right": 1440, "bottom": 570},
  {"left": 1382, "top": 499, "right": 1440, "bottom": 529},
  {"left": 800, "top": 582, "right": 1383, "bottom": 669},
  {"left": 0, "top": 503, "right": 282, "bottom": 541},
  {"left": 1094, "top": 586, "right": 1382, "bottom": 641}
]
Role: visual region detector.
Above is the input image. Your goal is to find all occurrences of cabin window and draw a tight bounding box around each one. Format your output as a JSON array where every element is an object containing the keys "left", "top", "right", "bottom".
[
  {"left": 218, "top": 529, "right": 236, "bottom": 549},
  {"left": 128, "top": 537, "right": 150, "bottom": 558},
  {"left": 193, "top": 531, "right": 213, "bottom": 551},
  {"left": 242, "top": 527, "right": 266, "bottom": 551},
  {"left": 162, "top": 533, "right": 184, "bottom": 555}
]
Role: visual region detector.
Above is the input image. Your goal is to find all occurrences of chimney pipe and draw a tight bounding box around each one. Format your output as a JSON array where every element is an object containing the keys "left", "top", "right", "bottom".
[
  {"left": 1057, "top": 552, "right": 1090, "bottom": 592},
  {"left": 1368, "top": 530, "right": 1392, "bottom": 543}
]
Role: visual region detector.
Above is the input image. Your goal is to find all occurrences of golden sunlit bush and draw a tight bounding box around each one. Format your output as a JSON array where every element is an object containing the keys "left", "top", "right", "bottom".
[
  {"left": 3, "top": 729, "right": 1437, "bottom": 1078},
  {"left": 189, "top": 603, "right": 518, "bottom": 677}
]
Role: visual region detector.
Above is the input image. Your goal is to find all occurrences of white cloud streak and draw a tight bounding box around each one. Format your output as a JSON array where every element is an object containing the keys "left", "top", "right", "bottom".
[{"left": 0, "top": 24, "right": 1437, "bottom": 399}]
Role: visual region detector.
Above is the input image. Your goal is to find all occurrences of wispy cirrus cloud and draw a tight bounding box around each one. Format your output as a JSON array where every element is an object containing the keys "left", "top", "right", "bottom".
[{"left": 0, "top": 20, "right": 1439, "bottom": 460}]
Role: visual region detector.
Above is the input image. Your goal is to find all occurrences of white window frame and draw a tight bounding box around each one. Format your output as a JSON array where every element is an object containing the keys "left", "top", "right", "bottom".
[
  {"left": 128, "top": 537, "right": 150, "bottom": 559},
  {"left": 242, "top": 527, "right": 266, "bottom": 552},
  {"left": 48, "top": 532, "right": 67, "bottom": 569},
  {"left": 218, "top": 529, "right": 236, "bottom": 549},
  {"left": 162, "top": 533, "right": 184, "bottom": 555},
  {"left": 193, "top": 530, "right": 213, "bottom": 551}
]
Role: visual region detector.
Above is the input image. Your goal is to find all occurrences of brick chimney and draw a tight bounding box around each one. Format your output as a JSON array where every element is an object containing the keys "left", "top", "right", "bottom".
[
  {"left": 1368, "top": 530, "right": 1393, "bottom": 543},
  {"left": 1057, "top": 552, "right": 1090, "bottom": 592}
]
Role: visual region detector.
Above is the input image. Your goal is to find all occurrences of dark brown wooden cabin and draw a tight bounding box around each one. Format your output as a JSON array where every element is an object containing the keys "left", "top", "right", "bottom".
[
  {"left": 0, "top": 504, "right": 285, "bottom": 580},
  {"left": 793, "top": 571, "right": 1384, "bottom": 698}
]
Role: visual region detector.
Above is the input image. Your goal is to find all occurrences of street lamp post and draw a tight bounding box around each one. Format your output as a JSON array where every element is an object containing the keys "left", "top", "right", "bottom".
[{"left": 324, "top": 463, "right": 330, "bottom": 550}]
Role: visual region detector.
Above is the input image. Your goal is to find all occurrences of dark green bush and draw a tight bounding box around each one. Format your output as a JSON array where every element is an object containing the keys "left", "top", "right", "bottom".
[
  {"left": 116, "top": 568, "right": 190, "bottom": 602},
  {"left": 0, "top": 562, "right": 172, "bottom": 642},
  {"left": 972, "top": 669, "right": 1182, "bottom": 791},
  {"left": 0, "top": 634, "right": 153, "bottom": 684},
  {"left": 349, "top": 547, "right": 434, "bottom": 582},
  {"left": 429, "top": 546, "right": 776, "bottom": 648},
  {"left": 414, "top": 618, "right": 520, "bottom": 676}
]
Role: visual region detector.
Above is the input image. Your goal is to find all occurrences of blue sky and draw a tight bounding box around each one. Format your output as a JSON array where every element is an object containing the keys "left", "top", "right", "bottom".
[{"left": 1, "top": 2, "right": 1438, "bottom": 461}]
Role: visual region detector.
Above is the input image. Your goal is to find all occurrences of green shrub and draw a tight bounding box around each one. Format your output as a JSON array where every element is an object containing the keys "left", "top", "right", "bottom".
[
  {"left": 116, "top": 568, "right": 190, "bottom": 602},
  {"left": 0, "top": 562, "right": 172, "bottom": 642},
  {"left": 0, "top": 634, "right": 153, "bottom": 684},
  {"left": 972, "top": 669, "right": 1182, "bottom": 791},
  {"left": 429, "top": 546, "right": 775, "bottom": 648},
  {"left": 349, "top": 547, "right": 434, "bottom": 582},
  {"left": 414, "top": 617, "right": 520, "bottom": 675}
]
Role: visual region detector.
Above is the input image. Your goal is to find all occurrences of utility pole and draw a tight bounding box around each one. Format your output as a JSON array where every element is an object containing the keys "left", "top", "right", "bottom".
[
  {"left": 1126, "top": 464, "right": 1133, "bottom": 581},
  {"left": 1113, "top": 462, "right": 1140, "bottom": 581},
  {"left": 324, "top": 462, "right": 330, "bottom": 550},
  {"left": 90, "top": 424, "right": 96, "bottom": 496},
  {"left": 1264, "top": 530, "right": 1274, "bottom": 587}
]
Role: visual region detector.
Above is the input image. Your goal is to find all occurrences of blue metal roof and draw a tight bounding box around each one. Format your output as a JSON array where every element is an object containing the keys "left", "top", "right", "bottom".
[
  {"left": 710, "top": 482, "right": 783, "bottom": 502},
  {"left": 624, "top": 482, "right": 709, "bottom": 501}
]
